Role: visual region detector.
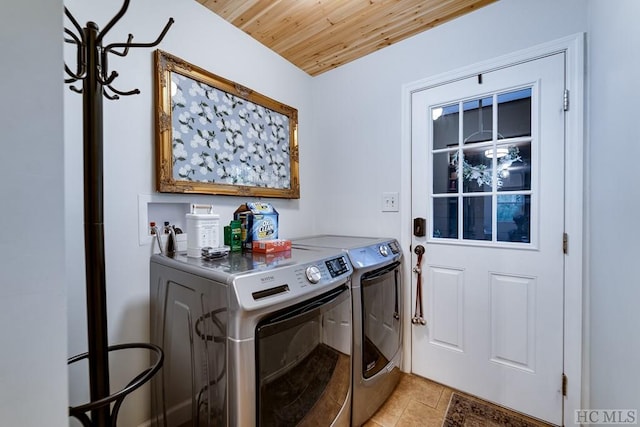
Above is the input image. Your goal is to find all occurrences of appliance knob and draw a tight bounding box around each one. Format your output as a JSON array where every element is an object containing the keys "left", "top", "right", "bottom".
[
  {"left": 379, "top": 245, "right": 389, "bottom": 257},
  {"left": 305, "top": 265, "right": 322, "bottom": 284}
]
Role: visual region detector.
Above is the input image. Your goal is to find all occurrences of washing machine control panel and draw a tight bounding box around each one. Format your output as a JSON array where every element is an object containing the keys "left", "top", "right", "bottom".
[
  {"left": 304, "top": 255, "right": 349, "bottom": 284},
  {"left": 325, "top": 256, "right": 349, "bottom": 278},
  {"left": 305, "top": 265, "right": 322, "bottom": 283},
  {"left": 378, "top": 245, "right": 389, "bottom": 257},
  {"left": 231, "top": 253, "right": 353, "bottom": 312}
]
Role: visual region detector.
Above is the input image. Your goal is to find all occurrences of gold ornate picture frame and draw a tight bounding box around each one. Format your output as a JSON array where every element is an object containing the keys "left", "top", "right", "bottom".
[{"left": 154, "top": 50, "right": 300, "bottom": 198}]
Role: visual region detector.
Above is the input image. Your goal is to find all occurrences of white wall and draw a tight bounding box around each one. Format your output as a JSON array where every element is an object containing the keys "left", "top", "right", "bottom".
[
  {"left": 0, "top": 0, "right": 68, "bottom": 426},
  {"left": 63, "top": 0, "right": 313, "bottom": 425},
  {"left": 587, "top": 0, "right": 640, "bottom": 413},
  {"left": 310, "top": 0, "right": 589, "bottom": 240}
]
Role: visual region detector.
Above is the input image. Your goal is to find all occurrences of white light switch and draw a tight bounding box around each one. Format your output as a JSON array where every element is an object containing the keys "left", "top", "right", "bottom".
[{"left": 382, "top": 192, "right": 399, "bottom": 212}]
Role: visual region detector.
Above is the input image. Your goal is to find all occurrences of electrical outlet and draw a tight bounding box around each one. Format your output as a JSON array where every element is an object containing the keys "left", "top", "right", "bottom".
[{"left": 382, "top": 192, "right": 399, "bottom": 212}]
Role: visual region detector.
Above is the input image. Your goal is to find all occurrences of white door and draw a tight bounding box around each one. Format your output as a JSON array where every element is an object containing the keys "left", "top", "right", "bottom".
[{"left": 410, "top": 53, "right": 565, "bottom": 424}]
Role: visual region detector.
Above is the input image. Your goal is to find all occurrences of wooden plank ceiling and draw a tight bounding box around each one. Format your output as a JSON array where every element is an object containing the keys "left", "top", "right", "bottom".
[{"left": 197, "top": 0, "right": 498, "bottom": 76}]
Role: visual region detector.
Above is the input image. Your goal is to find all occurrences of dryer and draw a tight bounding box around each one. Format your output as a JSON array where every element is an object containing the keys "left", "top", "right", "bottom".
[
  {"left": 291, "top": 235, "right": 403, "bottom": 426},
  {"left": 150, "top": 247, "right": 353, "bottom": 426}
]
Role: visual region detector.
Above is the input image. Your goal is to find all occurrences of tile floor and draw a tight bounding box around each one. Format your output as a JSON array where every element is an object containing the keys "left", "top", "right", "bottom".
[
  {"left": 363, "top": 373, "right": 453, "bottom": 427},
  {"left": 363, "top": 373, "right": 552, "bottom": 427}
]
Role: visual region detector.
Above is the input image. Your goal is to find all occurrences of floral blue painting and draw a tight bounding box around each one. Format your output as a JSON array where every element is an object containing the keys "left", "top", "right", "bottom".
[
  {"left": 155, "top": 49, "right": 299, "bottom": 198},
  {"left": 171, "top": 73, "right": 291, "bottom": 189}
]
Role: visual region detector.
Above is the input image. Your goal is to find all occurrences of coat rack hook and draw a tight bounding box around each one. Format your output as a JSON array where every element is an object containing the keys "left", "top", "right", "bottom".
[
  {"left": 108, "top": 34, "right": 134, "bottom": 57},
  {"left": 95, "top": 0, "right": 131, "bottom": 45},
  {"left": 104, "top": 18, "right": 174, "bottom": 53},
  {"left": 64, "top": 7, "right": 84, "bottom": 43}
]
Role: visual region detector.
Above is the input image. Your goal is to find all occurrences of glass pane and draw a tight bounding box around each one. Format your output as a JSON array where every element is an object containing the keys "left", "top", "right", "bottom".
[
  {"left": 463, "top": 96, "right": 493, "bottom": 144},
  {"left": 497, "top": 141, "right": 531, "bottom": 191},
  {"left": 433, "top": 197, "right": 458, "bottom": 239},
  {"left": 498, "top": 88, "right": 531, "bottom": 139},
  {"left": 432, "top": 103, "right": 459, "bottom": 150},
  {"left": 460, "top": 146, "right": 492, "bottom": 193},
  {"left": 433, "top": 152, "right": 457, "bottom": 194},
  {"left": 463, "top": 196, "right": 492, "bottom": 241},
  {"left": 497, "top": 194, "right": 531, "bottom": 243}
]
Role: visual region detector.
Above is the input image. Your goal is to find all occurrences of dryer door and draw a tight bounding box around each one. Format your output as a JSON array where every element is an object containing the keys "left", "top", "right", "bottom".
[{"left": 360, "top": 261, "right": 402, "bottom": 378}]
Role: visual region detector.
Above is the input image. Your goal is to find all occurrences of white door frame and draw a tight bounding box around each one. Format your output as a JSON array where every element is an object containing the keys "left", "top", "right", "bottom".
[{"left": 399, "top": 33, "right": 585, "bottom": 425}]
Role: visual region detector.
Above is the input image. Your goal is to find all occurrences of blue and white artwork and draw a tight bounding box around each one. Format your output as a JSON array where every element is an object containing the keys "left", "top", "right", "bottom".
[{"left": 170, "top": 73, "right": 292, "bottom": 189}]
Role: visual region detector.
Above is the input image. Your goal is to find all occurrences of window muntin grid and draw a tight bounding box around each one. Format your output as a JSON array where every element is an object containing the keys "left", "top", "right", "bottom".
[{"left": 430, "top": 87, "right": 533, "bottom": 244}]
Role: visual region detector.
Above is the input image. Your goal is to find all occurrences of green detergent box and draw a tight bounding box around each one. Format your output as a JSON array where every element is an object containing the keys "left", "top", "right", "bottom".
[
  {"left": 233, "top": 202, "right": 279, "bottom": 250},
  {"left": 224, "top": 220, "right": 243, "bottom": 252}
]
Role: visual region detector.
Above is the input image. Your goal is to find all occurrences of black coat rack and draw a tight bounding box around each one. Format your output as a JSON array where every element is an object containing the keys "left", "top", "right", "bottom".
[{"left": 64, "top": 2, "right": 173, "bottom": 426}]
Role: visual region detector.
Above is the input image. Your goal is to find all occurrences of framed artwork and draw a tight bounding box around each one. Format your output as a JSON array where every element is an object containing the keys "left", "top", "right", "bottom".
[{"left": 154, "top": 50, "right": 299, "bottom": 198}]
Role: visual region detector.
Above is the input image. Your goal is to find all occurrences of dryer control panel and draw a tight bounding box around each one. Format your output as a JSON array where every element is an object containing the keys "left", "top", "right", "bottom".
[{"left": 348, "top": 239, "right": 402, "bottom": 268}]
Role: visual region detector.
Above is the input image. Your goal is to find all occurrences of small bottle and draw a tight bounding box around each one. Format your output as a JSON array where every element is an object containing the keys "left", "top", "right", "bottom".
[
  {"left": 164, "top": 221, "right": 171, "bottom": 234},
  {"left": 166, "top": 225, "right": 177, "bottom": 256},
  {"left": 230, "top": 220, "right": 242, "bottom": 252},
  {"left": 149, "top": 222, "right": 163, "bottom": 255}
]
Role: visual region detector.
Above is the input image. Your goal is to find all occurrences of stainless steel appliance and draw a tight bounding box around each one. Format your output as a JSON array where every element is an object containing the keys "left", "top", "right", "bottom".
[
  {"left": 291, "top": 235, "right": 403, "bottom": 427},
  {"left": 150, "top": 247, "right": 353, "bottom": 426}
]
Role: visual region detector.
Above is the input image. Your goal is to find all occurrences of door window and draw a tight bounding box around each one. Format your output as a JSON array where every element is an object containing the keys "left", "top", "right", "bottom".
[{"left": 431, "top": 87, "right": 533, "bottom": 244}]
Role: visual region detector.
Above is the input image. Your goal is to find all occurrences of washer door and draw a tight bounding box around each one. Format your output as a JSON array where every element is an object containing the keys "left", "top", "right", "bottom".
[{"left": 256, "top": 285, "right": 351, "bottom": 426}]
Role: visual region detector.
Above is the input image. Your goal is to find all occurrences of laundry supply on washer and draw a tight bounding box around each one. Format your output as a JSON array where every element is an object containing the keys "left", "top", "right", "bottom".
[
  {"left": 252, "top": 239, "right": 291, "bottom": 253},
  {"left": 224, "top": 220, "right": 243, "bottom": 252},
  {"left": 234, "top": 202, "right": 279, "bottom": 250},
  {"left": 186, "top": 204, "right": 220, "bottom": 258}
]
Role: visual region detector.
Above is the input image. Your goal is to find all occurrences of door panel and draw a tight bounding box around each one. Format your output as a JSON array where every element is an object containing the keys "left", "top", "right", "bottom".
[
  {"left": 489, "top": 273, "right": 536, "bottom": 371},
  {"left": 429, "top": 266, "right": 464, "bottom": 351},
  {"left": 411, "top": 53, "right": 565, "bottom": 424}
]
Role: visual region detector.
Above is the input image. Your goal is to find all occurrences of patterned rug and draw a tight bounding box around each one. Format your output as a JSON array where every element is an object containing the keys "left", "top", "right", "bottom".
[{"left": 443, "top": 393, "right": 552, "bottom": 427}]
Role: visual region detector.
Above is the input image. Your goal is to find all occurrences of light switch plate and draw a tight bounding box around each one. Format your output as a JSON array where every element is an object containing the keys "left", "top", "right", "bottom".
[{"left": 382, "top": 192, "right": 399, "bottom": 212}]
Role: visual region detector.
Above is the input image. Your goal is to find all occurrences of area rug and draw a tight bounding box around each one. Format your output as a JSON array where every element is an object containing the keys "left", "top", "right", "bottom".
[{"left": 443, "top": 393, "right": 551, "bottom": 427}]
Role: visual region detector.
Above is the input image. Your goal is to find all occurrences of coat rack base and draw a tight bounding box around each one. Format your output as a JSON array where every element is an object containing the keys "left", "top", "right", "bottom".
[{"left": 68, "top": 343, "right": 164, "bottom": 427}]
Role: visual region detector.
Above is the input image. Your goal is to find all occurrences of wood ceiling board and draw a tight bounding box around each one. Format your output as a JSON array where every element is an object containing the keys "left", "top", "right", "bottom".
[{"left": 199, "top": 0, "right": 498, "bottom": 75}]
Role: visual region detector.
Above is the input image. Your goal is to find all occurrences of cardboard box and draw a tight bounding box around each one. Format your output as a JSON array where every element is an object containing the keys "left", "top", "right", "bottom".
[
  {"left": 252, "top": 239, "right": 291, "bottom": 254},
  {"left": 251, "top": 250, "right": 292, "bottom": 267},
  {"left": 234, "top": 202, "right": 279, "bottom": 250}
]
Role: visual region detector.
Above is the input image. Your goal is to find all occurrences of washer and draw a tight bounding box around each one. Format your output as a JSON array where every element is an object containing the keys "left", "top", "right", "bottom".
[
  {"left": 291, "top": 235, "right": 403, "bottom": 426},
  {"left": 150, "top": 247, "right": 353, "bottom": 426}
]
